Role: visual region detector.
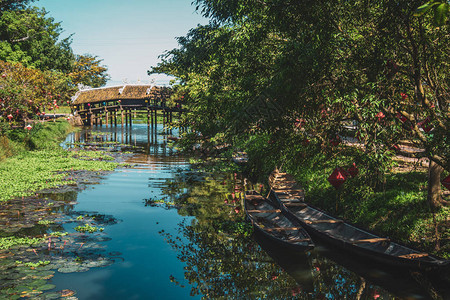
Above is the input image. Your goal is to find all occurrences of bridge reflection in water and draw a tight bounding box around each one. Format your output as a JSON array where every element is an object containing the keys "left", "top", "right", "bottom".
[{"left": 66, "top": 121, "right": 180, "bottom": 157}]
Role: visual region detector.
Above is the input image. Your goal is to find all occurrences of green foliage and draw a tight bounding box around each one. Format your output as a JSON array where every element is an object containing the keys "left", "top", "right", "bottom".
[
  {"left": 15, "top": 260, "right": 51, "bottom": 268},
  {"left": 153, "top": 0, "right": 449, "bottom": 205},
  {"left": 0, "top": 236, "right": 43, "bottom": 249},
  {"left": 74, "top": 223, "right": 103, "bottom": 233},
  {"left": 0, "top": 0, "right": 34, "bottom": 13},
  {"left": 415, "top": 1, "right": 449, "bottom": 26},
  {"left": 0, "top": 60, "right": 76, "bottom": 125},
  {"left": 37, "top": 219, "right": 53, "bottom": 225},
  {"left": 0, "top": 7, "right": 74, "bottom": 72},
  {"left": 69, "top": 54, "right": 110, "bottom": 88}
]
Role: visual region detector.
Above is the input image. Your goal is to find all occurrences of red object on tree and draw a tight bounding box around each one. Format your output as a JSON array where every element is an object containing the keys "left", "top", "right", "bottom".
[
  {"left": 400, "top": 93, "right": 408, "bottom": 100},
  {"left": 376, "top": 111, "right": 385, "bottom": 121},
  {"left": 7, "top": 114, "right": 13, "bottom": 120},
  {"left": 347, "top": 163, "right": 359, "bottom": 178},
  {"left": 330, "top": 136, "right": 341, "bottom": 147},
  {"left": 328, "top": 167, "right": 347, "bottom": 189},
  {"left": 418, "top": 117, "right": 433, "bottom": 133},
  {"left": 26, "top": 125, "right": 32, "bottom": 131},
  {"left": 390, "top": 144, "right": 400, "bottom": 152},
  {"left": 442, "top": 174, "right": 450, "bottom": 191},
  {"left": 295, "top": 118, "right": 305, "bottom": 128},
  {"left": 396, "top": 112, "right": 407, "bottom": 123}
]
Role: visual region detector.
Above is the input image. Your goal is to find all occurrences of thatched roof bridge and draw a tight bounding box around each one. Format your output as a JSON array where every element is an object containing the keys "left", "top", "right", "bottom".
[{"left": 71, "top": 85, "right": 182, "bottom": 126}]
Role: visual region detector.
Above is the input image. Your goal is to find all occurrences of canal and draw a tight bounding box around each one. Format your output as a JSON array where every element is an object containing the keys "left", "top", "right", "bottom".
[{"left": 2, "top": 122, "right": 449, "bottom": 299}]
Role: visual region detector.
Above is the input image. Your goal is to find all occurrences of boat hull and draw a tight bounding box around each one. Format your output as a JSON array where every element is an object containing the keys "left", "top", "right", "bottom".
[
  {"left": 268, "top": 190, "right": 450, "bottom": 272},
  {"left": 244, "top": 191, "right": 314, "bottom": 252}
]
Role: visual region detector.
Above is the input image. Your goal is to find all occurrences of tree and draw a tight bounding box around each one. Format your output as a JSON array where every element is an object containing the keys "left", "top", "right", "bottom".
[
  {"left": 0, "top": 60, "right": 76, "bottom": 127},
  {"left": 0, "top": 7, "right": 74, "bottom": 72},
  {"left": 152, "top": 0, "right": 449, "bottom": 210},
  {"left": 0, "top": 0, "right": 33, "bottom": 14},
  {"left": 69, "top": 54, "right": 109, "bottom": 88}
]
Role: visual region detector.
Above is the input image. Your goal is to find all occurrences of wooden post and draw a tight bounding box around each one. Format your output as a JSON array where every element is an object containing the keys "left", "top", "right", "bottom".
[
  {"left": 129, "top": 110, "right": 132, "bottom": 127},
  {"left": 106, "top": 111, "right": 109, "bottom": 127},
  {"left": 121, "top": 109, "right": 124, "bottom": 126},
  {"left": 151, "top": 109, "right": 154, "bottom": 129}
]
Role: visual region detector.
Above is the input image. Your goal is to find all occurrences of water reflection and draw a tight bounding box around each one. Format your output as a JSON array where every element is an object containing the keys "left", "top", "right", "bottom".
[{"left": 64, "top": 123, "right": 178, "bottom": 156}]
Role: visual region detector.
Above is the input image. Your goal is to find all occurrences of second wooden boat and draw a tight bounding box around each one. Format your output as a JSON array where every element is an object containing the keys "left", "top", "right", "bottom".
[
  {"left": 244, "top": 190, "right": 314, "bottom": 251},
  {"left": 268, "top": 186, "right": 450, "bottom": 271}
]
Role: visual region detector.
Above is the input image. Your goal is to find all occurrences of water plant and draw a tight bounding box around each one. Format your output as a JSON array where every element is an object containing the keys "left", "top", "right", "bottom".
[
  {"left": 0, "top": 237, "right": 43, "bottom": 250},
  {"left": 15, "top": 260, "right": 51, "bottom": 268},
  {"left": 37, "top": 220, "right": 54, "bottom": 225},
  {"left": 74, "top": 223, "right": 104, "bottom": 233}
]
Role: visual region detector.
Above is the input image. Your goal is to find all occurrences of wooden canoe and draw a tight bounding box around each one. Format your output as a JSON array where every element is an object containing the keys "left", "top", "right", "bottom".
[
  {"left": 244, "top": 190, "right": 314, "bottom": 251},
  {"left": 269, "top": 189, "right": 450, "bottom": 271}
]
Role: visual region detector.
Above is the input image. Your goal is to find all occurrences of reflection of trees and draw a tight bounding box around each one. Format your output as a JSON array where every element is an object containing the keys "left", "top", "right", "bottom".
[
  {"left": 163, "top": 220, "right": 301, "bottom": 299},
  {"left": 160, "top": 171, "right": 448, "bottom": 299}
]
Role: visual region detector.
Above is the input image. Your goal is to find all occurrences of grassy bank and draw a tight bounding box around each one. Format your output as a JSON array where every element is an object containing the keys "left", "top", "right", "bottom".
[
  {"left": 0, "top": 120, "right": 117, "bottom": 202},
  {"left": 236, "top": 134, "right": 450, "bottom": 258}
]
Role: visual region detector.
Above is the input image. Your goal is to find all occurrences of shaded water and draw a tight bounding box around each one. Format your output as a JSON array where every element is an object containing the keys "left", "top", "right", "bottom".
[{"left": 2, "top": 122, "right": 449, "bottom": 299}]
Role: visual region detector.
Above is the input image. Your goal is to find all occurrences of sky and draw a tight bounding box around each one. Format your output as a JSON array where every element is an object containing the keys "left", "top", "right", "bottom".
[{"left": 37, "top": 0, "right": 208, "bottom": 86}]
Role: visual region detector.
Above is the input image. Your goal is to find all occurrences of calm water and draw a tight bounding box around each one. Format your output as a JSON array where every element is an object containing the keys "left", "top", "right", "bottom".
[{"left": 31, "top": 123, "right": 450, "bottom": 299}]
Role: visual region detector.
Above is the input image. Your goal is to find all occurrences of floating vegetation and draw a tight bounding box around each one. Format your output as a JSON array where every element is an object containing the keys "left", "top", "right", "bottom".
[
  {"left": 0, "top": 237, "right": 43, "bottom": 250},
  {"left": 74, "top": 223, "right": 104, "bottom": 233},
  {"left": 0, "top": 149, "right": 118, "bottom": 203},
  {"left": 37, "top": 219, "right": 54, "bottom": 225},
  {"left": 15, "top": 260, "right": 51, "bottom": 268}
]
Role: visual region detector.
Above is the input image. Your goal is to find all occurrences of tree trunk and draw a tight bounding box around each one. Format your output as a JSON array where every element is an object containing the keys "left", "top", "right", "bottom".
[{"left": 427, "top": 160, "right": 443, "bottom": 209}]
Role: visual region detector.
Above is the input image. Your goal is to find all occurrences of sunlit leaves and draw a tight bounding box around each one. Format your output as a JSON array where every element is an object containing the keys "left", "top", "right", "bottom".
[
  {"left": 415, "top": 1, "right": 449, "bottom": 26},
  {"left": 0, "top": 60, "right": 76, "bottom": 125},
  {"left": 0, "top": 7, "right": 74, "bottom": 72},
  {"left": 69, "top": 54, "right": 109, "bottom": 88}
]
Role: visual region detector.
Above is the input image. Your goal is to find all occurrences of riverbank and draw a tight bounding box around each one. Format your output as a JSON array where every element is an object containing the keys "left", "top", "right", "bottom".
[{"left": 191, "top": 134, "right": 449, "bottom": 259}]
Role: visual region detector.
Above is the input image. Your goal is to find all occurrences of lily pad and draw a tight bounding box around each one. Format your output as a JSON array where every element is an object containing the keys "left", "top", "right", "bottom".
[
  {"left": 37, "top": 283, "right": 56, "bottom": 291},
  {"left": 57, "top": 264, "right": 89, "bottom": 273}
]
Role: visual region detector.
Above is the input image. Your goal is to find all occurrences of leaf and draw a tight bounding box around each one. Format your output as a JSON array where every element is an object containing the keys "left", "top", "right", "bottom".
[
  {"left": 433, "top": 3, "right": 449, "bottom": 26},
  {"left": 414, "top": 2, "right": 434, "bottom": 17}
]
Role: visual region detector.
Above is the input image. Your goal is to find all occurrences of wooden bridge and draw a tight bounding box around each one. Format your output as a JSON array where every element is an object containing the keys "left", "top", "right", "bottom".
[{"left": 71, "top": 85, "right": 183, "bottom": 126}]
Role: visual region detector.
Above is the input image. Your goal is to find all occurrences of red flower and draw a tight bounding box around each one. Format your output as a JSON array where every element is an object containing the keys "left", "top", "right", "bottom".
[
  {"left": 400, "top": 93, "right": 408, "bottom": 100},
  {"left": 376, "top": 111, "right": 385, "bottom": 121}
]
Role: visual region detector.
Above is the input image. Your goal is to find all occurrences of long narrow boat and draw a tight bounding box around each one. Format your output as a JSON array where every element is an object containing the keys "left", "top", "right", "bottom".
[
  {"left": 268, "top": 170, "right": 450, "bottom": 271},
  {"left": 244, "top": 190, "right": 314, "bottom": 251}
]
